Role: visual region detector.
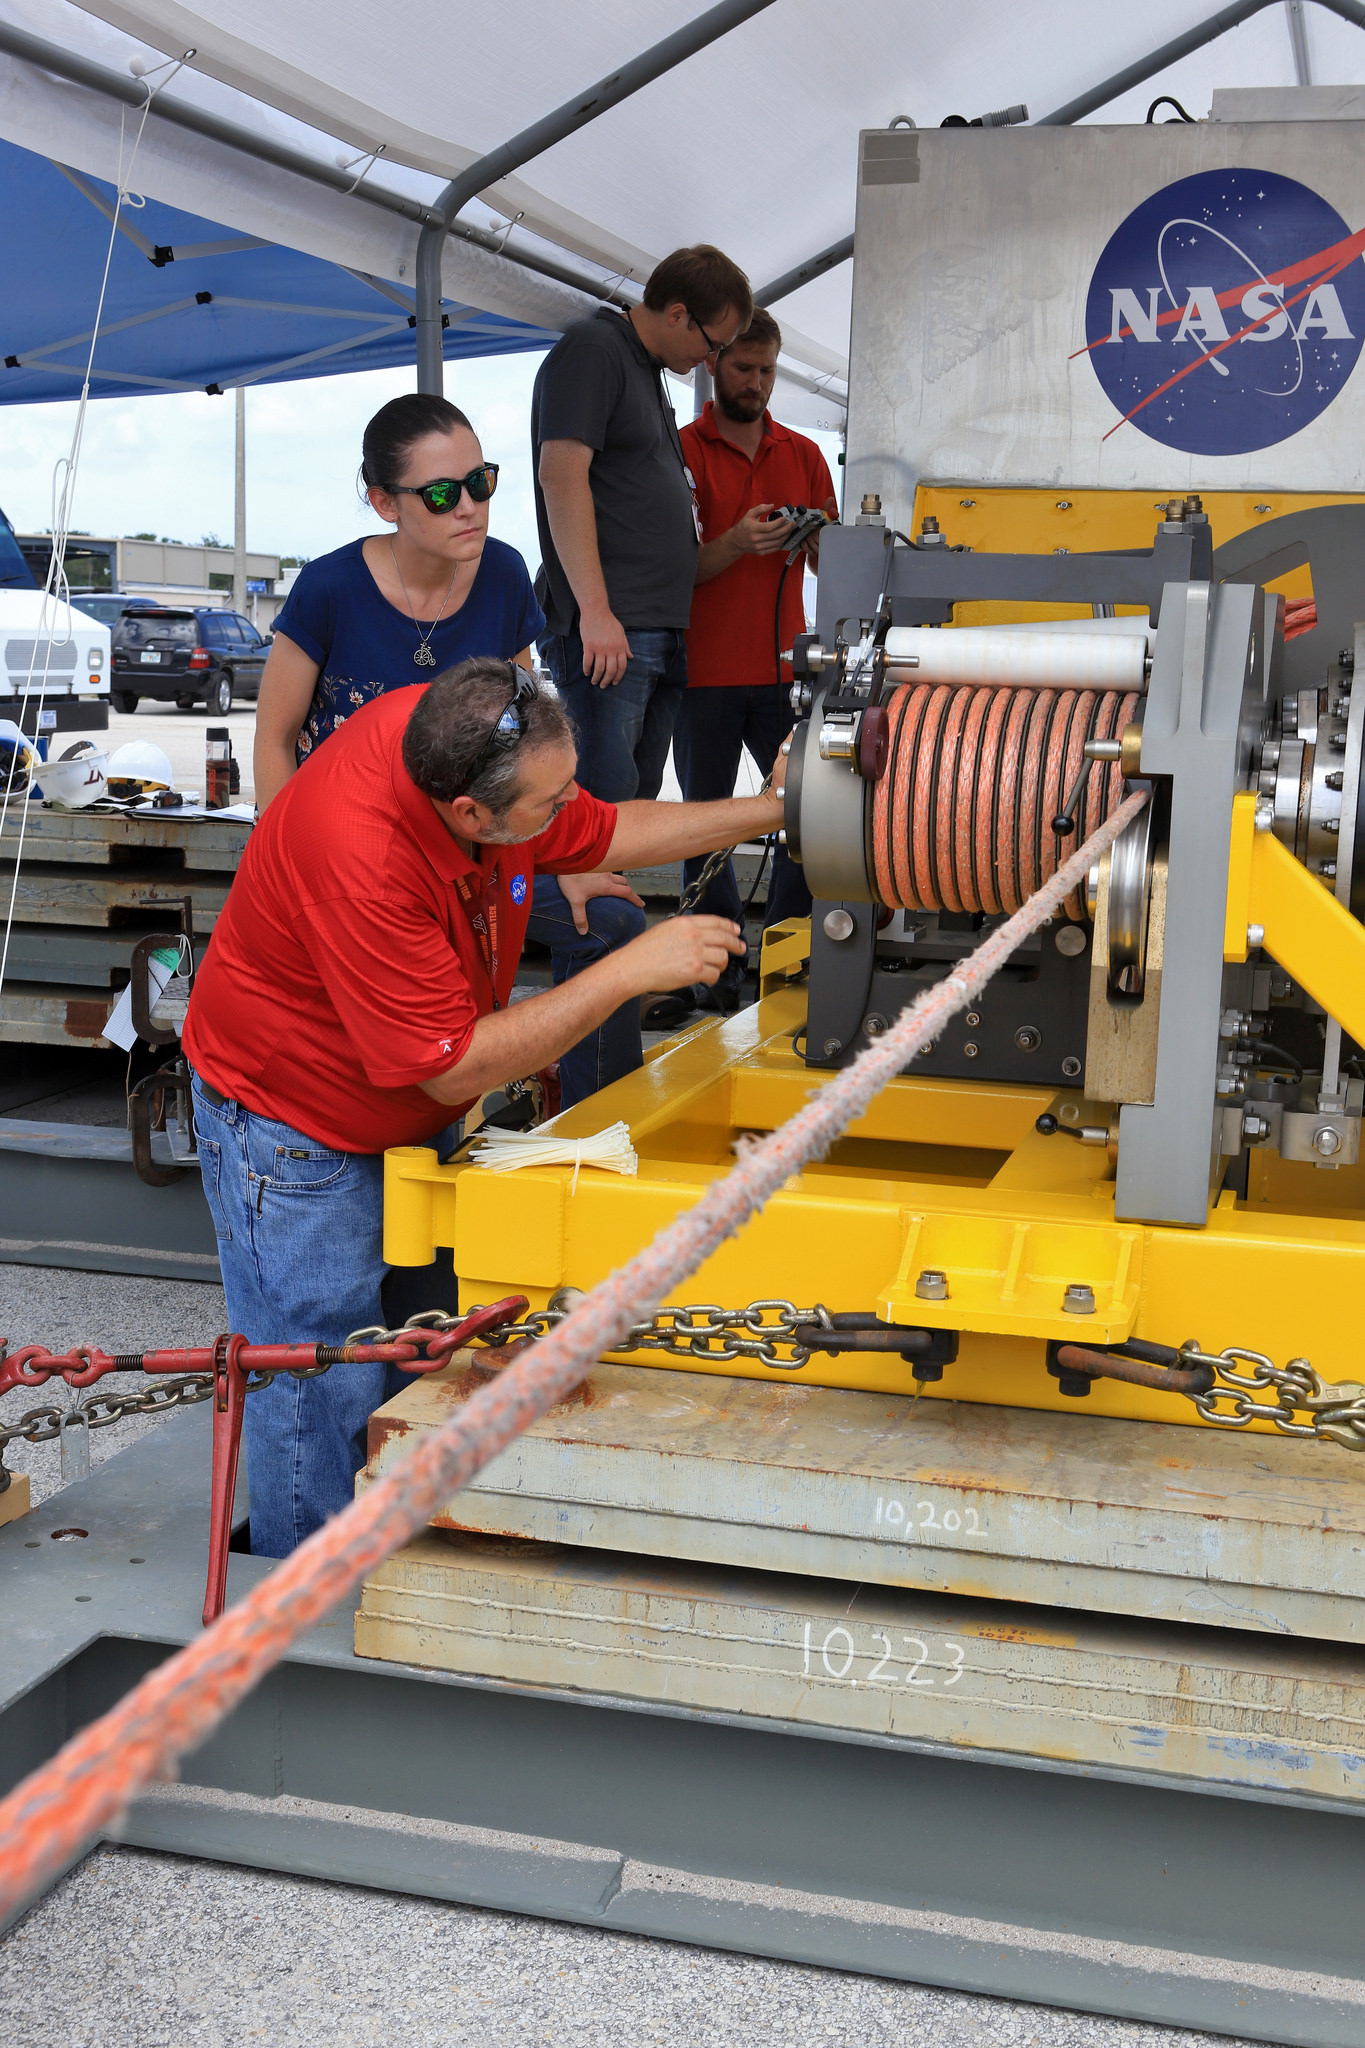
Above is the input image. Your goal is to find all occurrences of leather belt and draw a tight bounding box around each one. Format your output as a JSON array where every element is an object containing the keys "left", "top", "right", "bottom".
[{"left": 196, "top": 1077, "right": 227, "bottom": 1109}]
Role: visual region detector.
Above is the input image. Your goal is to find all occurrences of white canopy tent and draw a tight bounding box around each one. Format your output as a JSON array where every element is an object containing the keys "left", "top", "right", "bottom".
[{"left": 2, "top": 0, "right": 1365, "bottom": 431}]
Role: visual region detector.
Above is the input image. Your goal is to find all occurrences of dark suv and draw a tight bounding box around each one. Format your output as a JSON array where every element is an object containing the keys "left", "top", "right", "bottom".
[{"left": 111, "top": 607, "right": 270, "bottom": 716}]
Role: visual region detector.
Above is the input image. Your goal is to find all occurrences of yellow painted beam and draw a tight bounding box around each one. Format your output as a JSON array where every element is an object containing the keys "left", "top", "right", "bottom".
[{"left": 1224, "top": 792, "right": 1365, "bottom": 1045}]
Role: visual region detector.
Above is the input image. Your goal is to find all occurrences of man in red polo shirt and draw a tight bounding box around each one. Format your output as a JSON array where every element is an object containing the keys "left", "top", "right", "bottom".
[
  {"left": 676, "top": 307, "right": 837, "bottom": 1009},
  {"left": 184, "top": 656, "right": 779, "bottom": 1555}
]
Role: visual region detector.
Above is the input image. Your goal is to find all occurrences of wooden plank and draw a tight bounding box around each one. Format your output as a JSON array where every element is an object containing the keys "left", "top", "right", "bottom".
[
  {"left": 0, "top": 928, "right": 206, "bottom": 989},
  {"left": 0, "top": 984, "right": 118, "bottom": 1046},
  {"left": 0, "top": 1473, "right": 31, "bottom": 1529},
  {"left": 0, "top": 805, "right": 249, "bottom": 870},
  {"left": 0, "top": 862, "right": 231, "bottom": 929}
]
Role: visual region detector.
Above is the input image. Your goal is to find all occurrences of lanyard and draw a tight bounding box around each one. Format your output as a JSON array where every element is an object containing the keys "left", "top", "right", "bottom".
[{"left": 453, "top": 862, "right": 501, "bottom": 1012}]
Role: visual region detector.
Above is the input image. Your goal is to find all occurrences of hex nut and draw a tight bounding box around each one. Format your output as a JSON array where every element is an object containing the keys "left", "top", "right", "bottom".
[
  {"left": 1313, "top": 1124, "right": 1344, "bottom": 1157},
  {"left": 863, "top": 1013, "right": 888, "bottom": 1038},
  {"left": 965, "top": 1011, "right": 981, "bottom": 1028},
  {"left": 1061, "top": 1055, "right": 1082, "bottom": 1078},
  {"left": 915, "top": 1268, "right": 949, "bottom": 1301},
  {"left": 963, "top": 1040, "right": 979, "bottom": 1058},
  {"left": 1063, "top": 1283, "right": 1096, "bottom": 1315},
  {"left": 1054, "top": 925, "right": 1087, "bottom": 957},
  {"left": 822, "top": 1037, "right": 843, "bottom": 1058},
  {"left": 1014, "top": 1025, "right": 1043, "bottom": 1052}
]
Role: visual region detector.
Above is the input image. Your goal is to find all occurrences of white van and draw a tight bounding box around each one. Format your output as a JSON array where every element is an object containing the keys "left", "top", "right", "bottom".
[{"left": 0, "top": 589, "right": 111, "bottom": 735}]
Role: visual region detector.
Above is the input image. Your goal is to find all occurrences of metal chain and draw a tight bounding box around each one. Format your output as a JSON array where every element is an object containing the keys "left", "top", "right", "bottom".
[
  {"left": 0, "top": 1373, "right": 216, "bottom": 1456},
  {"left": 1184, "top": 1345, "right": 1365, "bottom": 1449},
  {"left": 674, "top": 771, "right": 776, "bottom": 919},
  {"left": 348, "top": 1300, "right": 833, "bottom": 1368}
]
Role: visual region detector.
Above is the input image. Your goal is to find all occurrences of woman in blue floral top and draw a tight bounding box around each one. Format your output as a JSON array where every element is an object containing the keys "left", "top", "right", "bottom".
[{"left": 254, "top": 393, "right": 543, "bottom": 808}]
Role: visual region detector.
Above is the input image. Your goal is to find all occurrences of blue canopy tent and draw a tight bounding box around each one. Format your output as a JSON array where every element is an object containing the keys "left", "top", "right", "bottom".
[{"left": 0, "top": 136, "right": 560, "bottom": 404}]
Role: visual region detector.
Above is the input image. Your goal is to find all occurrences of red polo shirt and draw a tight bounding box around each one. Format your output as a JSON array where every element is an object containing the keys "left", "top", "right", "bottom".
[
  {"left": 182, "top": 685, "right": 616, "bottom": 1153},
  {"left": 679, "top": 402, "right": 836, "bottom": 688}
]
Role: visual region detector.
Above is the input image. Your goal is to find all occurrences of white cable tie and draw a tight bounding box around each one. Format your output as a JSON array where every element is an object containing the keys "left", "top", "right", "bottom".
[{"left": 470, "top": 1120, "right": 638, "bottom": 1184}]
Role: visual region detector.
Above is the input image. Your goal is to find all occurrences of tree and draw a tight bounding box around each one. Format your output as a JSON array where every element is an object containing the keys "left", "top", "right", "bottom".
[
  {"left": 199, "top": 532, "right": 224, "bottom": 549},
  {"left": 127, "top": 531, "right": 157, "bottom": 542}
]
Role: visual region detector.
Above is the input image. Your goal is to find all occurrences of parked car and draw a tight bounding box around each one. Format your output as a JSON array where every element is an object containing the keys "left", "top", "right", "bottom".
[
  {"left": 70, "top": 595, "right": 159, "bottom": 630},
  {"left": 0, "top": 589, "right": 111, "bottom": 733},
  {"left": 110, "top": 607, "right": 271, "bottom": 716}
]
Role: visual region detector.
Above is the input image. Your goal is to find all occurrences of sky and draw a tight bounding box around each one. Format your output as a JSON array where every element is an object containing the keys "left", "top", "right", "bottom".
[{"left": 0, "top": 352, "right": 846, "bottom": 575}]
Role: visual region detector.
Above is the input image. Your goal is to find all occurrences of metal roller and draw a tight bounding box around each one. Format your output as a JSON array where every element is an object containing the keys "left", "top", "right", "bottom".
[{"left": 884, "top": 626, "right": 1149, "bottom": 692}]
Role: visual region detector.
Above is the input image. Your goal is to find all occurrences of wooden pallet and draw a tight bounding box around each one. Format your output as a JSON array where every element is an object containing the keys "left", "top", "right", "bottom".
[{"left": 0, "top": 803, "right": 250, "bottom": 1044}]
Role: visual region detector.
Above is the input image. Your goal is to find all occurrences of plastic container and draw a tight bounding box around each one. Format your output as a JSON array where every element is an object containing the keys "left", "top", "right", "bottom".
[{"left": 206, "top": 725, "right": 232, "bottom": 810}]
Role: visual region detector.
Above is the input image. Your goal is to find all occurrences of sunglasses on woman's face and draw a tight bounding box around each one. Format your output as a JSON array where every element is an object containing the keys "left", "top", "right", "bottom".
[{"left": 390, "top": 464, "right": 499, "bottom": 514}]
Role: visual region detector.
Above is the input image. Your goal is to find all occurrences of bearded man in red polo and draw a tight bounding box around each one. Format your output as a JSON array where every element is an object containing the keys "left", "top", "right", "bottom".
[{"left": 184, "top": 656, "right": 782, "bottom": 1555}]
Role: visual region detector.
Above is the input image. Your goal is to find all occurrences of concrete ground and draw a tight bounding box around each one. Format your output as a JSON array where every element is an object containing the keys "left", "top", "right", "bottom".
[{"left": 0, "top": 1262, "right": 1260, "bottom": 2048}]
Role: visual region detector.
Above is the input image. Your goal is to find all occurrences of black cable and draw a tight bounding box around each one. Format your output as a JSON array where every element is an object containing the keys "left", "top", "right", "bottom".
[
  {"left": 1147, "top": 94, "right": 1195, "bottom": 123},
  {"left": 743, "top": 836, "right": 772, "bottom": 913},
  {"left": 1243, "top": 1038, "right": 1304, "bottom": 1077}
]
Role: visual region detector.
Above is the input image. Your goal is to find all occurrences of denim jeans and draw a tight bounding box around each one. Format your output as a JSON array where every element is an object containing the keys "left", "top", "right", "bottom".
[
  {"left": 523, "top": 875, "right": 646, "bottom": 1107},
  {"left": 671, "top": 682, "right": 812, "bottom": 940},
  {"left": 542, "top": 626, "right": 688, "bottom": 803},
  {"left": 191, "top": 1075, "right": 421, "bottom": 1558}
]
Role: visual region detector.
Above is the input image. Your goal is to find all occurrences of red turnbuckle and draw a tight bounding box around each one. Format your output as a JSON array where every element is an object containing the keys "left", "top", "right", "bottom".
[
  {"left": 200, "top": 1295, "right": 529, "bottom": 1625},
  {"left": 3, "top": 1298, "right": 531, "bottom": 1628}
]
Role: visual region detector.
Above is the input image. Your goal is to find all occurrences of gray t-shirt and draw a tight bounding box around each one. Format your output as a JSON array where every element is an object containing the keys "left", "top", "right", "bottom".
[{"left": 531, "top": 306, "right": 698, "bottom": 636}]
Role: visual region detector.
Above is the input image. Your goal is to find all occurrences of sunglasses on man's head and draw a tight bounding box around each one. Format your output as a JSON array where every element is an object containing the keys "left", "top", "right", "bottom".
[
  {"left": 390, "top": 465, "right": 500, "bottom": 514},
  {"left": 455, "top": 664, "right": 537, "bottom": 799}
]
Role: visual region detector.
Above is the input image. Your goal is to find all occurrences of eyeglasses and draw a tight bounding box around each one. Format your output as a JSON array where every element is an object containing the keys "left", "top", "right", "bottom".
[
  {"left": 687, "top": 310, "right": 724, "bottom": 353},
  {"left": 456, "top": 664, "right": 536, "bottom": 799},
  {"left": 390, "top": 465, "right": 500, "bottom": 515}
]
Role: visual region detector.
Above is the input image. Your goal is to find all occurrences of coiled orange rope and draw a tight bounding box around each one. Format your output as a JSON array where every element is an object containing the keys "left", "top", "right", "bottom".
[{"left": 0, "top": 789, "right": 1148, "bottom": 1924}]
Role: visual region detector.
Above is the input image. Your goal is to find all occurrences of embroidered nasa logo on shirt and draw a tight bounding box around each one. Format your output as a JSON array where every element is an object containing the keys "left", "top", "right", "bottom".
[{"left": 509, "top": 873, "right": 527, "bottom": 905}]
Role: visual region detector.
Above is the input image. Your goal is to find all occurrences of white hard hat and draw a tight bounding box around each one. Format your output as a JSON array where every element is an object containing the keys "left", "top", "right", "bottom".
[
  {"left": 40, "top": 741, "right": 108, "bottom": 810},
  {"left": 106, "top": 739, "right": 174, "bottom": 793}
]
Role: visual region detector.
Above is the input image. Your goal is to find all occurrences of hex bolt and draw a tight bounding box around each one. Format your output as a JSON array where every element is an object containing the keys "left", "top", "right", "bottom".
[
  {"left": 918, "top": 1040, "right": 937, "bottom": 1057},
  {"left": 1246, "top": 923, "right": 1265, "bottom": 948},
  {"left": 822, "top": 908, "right": 855, "bottom": 942},
  {"left": 965, "top": 1010, "right": 981, "bottom": 1028},
  {"left": 963, "top": 1040, "right": 979, "bottom": 1058},
  {"left": 915, "top": 1268, "right": 949, "bottom": 1301},
  {"left": 1063, "top": 1282, "right": 1096, "bottom": 1315},
  {"left": 1253, "top": 796, "right": 1275, "bottom": 833},
  {"left": 1054, "top": 924, "right": 1087, "bottom": 957},
  {"left": 1327, "top": 770, "right": 1345, "bottom": 791},
  {"left": 1320, "top": 860, "right": 1338, "bottom": 878},
  {"left": 822, "top": 1037, "right": 843, "bottom": 1058},
  {"left": 1014, "top": 1025, "right": 1042, "bottom": 1052},
  {"left": 863, "top": 1013, "right": 888, "bottom": 1038},
  {"left": 1242, "top": 1112, "right": 1270, "bottom": 1141},
  {"left": 1314, "top": 1124, "right": 1344, "bottom": 1157},
  {"left": 1061, "top": 1055, "right": 1082, "bottom": 1078}
]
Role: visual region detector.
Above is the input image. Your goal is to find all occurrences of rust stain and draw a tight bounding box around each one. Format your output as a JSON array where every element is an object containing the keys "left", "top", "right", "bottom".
[{"left": 66, "top": 998, "right": 113, "bottom": 1040}]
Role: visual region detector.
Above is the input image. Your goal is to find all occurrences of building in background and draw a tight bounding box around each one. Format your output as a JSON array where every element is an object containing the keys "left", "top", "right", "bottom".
[{"left": 16, "top": 533, "right": 286, "bottom": 627}]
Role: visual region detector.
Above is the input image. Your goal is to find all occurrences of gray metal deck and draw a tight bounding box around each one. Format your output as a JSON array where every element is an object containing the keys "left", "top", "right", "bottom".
[{"left": 3, "top": 1404, "right": 1365, "bottom": 2044}]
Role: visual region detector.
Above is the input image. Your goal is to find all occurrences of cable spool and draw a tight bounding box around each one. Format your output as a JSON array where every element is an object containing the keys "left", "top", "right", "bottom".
[{"left": 871, "top": 683, "right": 1139, "bottom": 921}]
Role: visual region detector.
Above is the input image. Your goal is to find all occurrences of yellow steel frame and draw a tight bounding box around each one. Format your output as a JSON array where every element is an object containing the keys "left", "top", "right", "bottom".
[{"left": 383, "top": 488, "right": 1365, "bottom": 1432}]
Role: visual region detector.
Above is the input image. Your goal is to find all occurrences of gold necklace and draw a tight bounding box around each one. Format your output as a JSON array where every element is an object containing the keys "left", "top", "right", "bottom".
[{"left": 388, "top": 539, "right": 460, "bottom": 668}]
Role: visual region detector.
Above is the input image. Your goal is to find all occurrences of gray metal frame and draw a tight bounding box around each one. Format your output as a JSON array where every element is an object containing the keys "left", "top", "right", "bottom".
[
  {"left": 5, "top": 1409, "right": 1365, "bottom": 2046},
  {"left": 412, "top": 0, "right": 778, "bottom": 391}
]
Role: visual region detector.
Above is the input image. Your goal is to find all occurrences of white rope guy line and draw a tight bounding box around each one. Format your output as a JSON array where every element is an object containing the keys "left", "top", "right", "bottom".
[{"left": 0, "top": 51, "right": 193, "bottom": 999}]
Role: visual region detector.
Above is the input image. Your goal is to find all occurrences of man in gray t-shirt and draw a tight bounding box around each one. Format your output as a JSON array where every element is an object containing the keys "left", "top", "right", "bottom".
[
  {"left": 524, "top": 246, "right": 752, "bottom": 1111},
  {"left": 531, "top": 243, "right": 751, "bottom": 804}
]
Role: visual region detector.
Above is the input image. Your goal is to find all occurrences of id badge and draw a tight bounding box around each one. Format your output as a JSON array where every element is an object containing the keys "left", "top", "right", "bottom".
[{"left": 683, "top": 464, "right": 703, "bottom": 543}]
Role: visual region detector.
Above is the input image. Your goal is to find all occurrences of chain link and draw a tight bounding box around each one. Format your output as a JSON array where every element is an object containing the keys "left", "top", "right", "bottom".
[
  {"left": 0, "top": 1374, "right": 216, "bottom": 1457},
  {"left": 349, "top": 1300, "right": 833, "bottom": 1369},
  {"left": 1184, "top": 1345, "right": 1365, "bottom": 1448}
]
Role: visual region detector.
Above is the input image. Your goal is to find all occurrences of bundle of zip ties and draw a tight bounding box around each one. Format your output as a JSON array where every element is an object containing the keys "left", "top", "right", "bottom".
[{"left": 471, "top": 1119, "right": 638, "bottom": 1194}]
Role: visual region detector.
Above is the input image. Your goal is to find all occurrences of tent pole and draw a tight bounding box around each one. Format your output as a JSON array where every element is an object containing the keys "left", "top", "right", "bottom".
[
  {"left": 1037, "top": 0, "right": 1365, "bottom": 124},
  {"left": 233, "top": 388, "right": 247, "bottom": 616},
  {"left": 414, "top": 0, "right": 777, "bottom": 393},
  {"left": 754, "top": 235, "right": 856, "bottom": 308}
]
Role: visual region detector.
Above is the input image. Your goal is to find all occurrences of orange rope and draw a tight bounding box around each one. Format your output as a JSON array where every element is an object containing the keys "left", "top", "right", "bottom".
[{"left": 0, "top": 790, "right": 1147, "bottom": 1923}]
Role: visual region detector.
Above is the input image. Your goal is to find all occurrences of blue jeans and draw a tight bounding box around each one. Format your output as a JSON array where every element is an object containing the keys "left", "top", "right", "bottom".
[
  {"left": 671, "top": 682, "right": 812, "bottom": 939},
  {"left": 524, "top": 875, "right": 646, "bottom": 1107},
  {"left": 543, "top": 626, "right": 688, "bottom": 802},
  {"left": 191, "top": 1076, "right": 420, "bottom": 1559}
]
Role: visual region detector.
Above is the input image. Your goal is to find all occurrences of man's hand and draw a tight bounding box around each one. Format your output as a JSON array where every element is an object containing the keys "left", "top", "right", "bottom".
[
  {"left": 579, "top": 604, "right": 632, "bottom": 688},
  {"left": 730, "top": 504, "right": 796, "bottom": 557},
  {"left": 626, "top": 915, "right": 744, "bottom": 992},
  {"left": 558, "top": 869, "right": 646, "bottom": 936}
]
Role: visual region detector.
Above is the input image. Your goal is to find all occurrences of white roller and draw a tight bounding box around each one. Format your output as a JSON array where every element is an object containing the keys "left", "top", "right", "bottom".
[{"left": 883, "top": 627, "right": 1148, "bottom": 690}]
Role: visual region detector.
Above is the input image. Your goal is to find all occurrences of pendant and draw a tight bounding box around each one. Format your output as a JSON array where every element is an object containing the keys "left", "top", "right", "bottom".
[{"left": 414, "top": 643, "right": 436, "bottom": 668}]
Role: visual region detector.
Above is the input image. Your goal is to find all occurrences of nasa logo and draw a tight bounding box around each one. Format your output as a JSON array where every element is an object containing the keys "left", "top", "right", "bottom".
[
  {"left": 1083, "top": 167, "right": 1365, "bottom": 455},
  {"left": 509, "top": 872, "right": 527, "bottom": 906}
]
